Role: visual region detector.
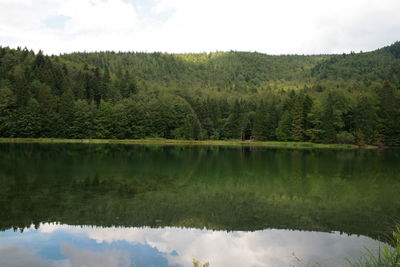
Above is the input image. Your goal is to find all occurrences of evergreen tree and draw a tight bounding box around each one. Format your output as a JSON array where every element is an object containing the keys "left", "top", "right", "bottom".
[
  {"left": 0, "top": 86, "right": 15, "bottom": 137},
  {"left": 93, "top": 67, "right": 102, "bottom": 105},
  {"left": 119, "top": 71, "right": 138, "bottom": 98},
  {"left": 321, "top": 91, "right": 349, "bottom": 143},
  {"left": 59, "top": 88, "right": 75, "bottom": 137},
  {"left": 94, "top": 100, "right": 113, "bottom": 139},
  {"left": 70, "top": 100, "right": 95, "bottom": 139},
  {"left": 276, "top": 110, "right": 292, "bottom": 141},
  {"left": 265, "top": 99, "right": 279, "bottom": 140},
  {"left": 354, "top": 96, "right": 379, "bottom": 145},
  {"left": 13, "top": 65, "right": 30, "bottom": 107},
  {"left": 182, "top": 113, "right": 202, "bottom": 140},
  {"left": 252, "top": 100, "right": 269, "bottom": 141},
  {"left": 291, "top": 93, "right": 313, "bottom": 141},
  {"left": 15, "top": 98, "right": 41, "bottom": 137},
  {"left": 377, "top": 81, "right": 399, "bottom": 145},
  {"left": 222, "top": 100, "right": 243, "bottom": 139},
  {"left": 124, "top": 98, "right": 147, "bottom": 139}
]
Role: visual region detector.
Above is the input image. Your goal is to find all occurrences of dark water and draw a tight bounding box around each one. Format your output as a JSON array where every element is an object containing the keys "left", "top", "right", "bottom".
[{"left": 0, "top": 144, "right": 399, "bottom": 266}]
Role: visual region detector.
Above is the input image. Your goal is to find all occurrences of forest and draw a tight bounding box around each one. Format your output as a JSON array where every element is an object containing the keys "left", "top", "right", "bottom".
[{"left": 0, "top": 42, "right": 400, "bottom": 145}]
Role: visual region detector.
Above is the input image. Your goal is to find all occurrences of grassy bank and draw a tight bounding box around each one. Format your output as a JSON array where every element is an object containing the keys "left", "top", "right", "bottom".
[
  {"left": 348, "top": 225, "right": 400, "bottom": 267},
  {"left": 0, "top": 138, "right": 377, "bottom": 149}
]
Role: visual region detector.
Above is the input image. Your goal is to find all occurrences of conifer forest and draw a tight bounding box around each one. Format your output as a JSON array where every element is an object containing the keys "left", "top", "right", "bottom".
[{"left": 1, "top": 42, "right": 400, "bottom": 145}]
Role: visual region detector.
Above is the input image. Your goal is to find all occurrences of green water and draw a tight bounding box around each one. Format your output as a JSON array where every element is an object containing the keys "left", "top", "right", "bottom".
[{"left": 0, "top": 143, "right": 399, "bottom": 266}]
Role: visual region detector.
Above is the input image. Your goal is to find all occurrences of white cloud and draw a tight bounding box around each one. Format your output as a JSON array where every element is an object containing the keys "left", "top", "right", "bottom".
[
  {"left": 60, "top": 0, "right": 138, "bottom": 35},
  {"left": 0, "top": 0, "right": 399, "bottom": 54}
]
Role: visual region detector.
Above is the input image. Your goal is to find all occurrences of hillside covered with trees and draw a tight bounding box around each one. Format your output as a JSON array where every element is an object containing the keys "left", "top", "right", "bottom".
[{"left": 1, "top": 42, "right": 400, "bottom": 145}]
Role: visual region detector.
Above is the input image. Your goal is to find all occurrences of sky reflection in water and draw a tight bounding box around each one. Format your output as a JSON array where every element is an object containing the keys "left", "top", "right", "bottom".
[{"left": 0, "top": 223, "right": 383, "bottom": 267}]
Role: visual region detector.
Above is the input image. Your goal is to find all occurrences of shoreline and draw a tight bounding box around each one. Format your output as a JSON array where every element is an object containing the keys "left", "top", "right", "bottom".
[{"left": 0, "top": 138, "right": 377, "bottom": 149}]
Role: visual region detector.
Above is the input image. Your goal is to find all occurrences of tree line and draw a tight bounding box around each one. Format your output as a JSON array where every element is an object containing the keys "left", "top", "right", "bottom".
[{"left": 0, "top": 43, "right": 400, "bottom": 145}]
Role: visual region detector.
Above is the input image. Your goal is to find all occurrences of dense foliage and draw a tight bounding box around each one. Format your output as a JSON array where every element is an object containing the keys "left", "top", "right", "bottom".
[{"left": 1, "top": 42, "right": 400, "bottom": 145}]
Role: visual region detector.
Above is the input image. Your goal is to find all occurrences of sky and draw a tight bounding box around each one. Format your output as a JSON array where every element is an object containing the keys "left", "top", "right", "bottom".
[{"left": 0, "top": 0, "right": 399, "bottom": 55}]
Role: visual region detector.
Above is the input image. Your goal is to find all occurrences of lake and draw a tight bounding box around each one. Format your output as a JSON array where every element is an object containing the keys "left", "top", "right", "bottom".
[{"left": 0, "top": 143, "right": 399, "bottom": 266}]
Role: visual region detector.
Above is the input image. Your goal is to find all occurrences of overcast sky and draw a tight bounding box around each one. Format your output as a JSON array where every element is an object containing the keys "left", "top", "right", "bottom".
[{"left": 0, "top": 0, "right": 399, "bottom": 55}]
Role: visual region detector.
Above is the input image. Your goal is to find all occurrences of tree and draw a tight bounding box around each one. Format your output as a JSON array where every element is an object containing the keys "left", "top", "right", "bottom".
[
  {"left": 15, "top": 98, "right": 41, "bottom": 137},
  {"left": 118, "top": 71, "right": 138, "bottom": 98},
  {"left": 70, "top": 100, "right": 95, "bottom": 139},
  {"left": 0, "top": 86, "right": 15, "bottom": 136},
  {"left": 122, "top": 98, "right": 147, "bottom": 139},
  {"left": 222, "top": 100, "right": 243, "bottom": 139},
  {"left": 265, "top": 99, "right": 279, "bottom": 140},
  {"left": 13, "top": 65, "right": 30, "bottom": 107},
  {"left": 252, "top": 100, "right": 269, "bottom": 141},
  {"left": 182, "top": 113, "right": 202, "bottom": 140},
  {"left": 36, "top": 83, "right": 59, "bottom": 137},
  {"left": 377, "top": 81, "right": 399, "bottom": 145},
  {"left": 353, "top": 96, "right": 379, "bottom": 145},
  {"left": 320, "top": 91, "right": 349, "bottom": 143},
  {"left": 59, "top": 88, "right": 75, "bottom": 137},
  {"left": 276, "top": 110, "right": 292, "bottom": 141},
  {"left": 291, "top": 93, "right": 312, "bottom": 141}
]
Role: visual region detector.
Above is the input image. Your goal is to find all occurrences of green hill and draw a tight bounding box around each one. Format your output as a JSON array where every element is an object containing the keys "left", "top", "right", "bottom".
[
  {"left": 0, "top": 42, "right": 399, "bottom": 145},
  {"left": 62, "top": 51, "right": 329, "bottom": 93},
  {"left": 311, "top": 41, "right": 400, "bottom": 83}
]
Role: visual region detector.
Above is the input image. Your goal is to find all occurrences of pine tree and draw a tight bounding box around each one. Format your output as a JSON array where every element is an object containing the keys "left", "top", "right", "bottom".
[
  {"left": 354, "top": 96, "right": 379, "bottom": 145},
  {"left": 182, "top": 113, "right": 202, "bottom": 140},
  {"left": 93, "top": 67, "right": 102, "bottom": 105},
  {"left": 0, "top": 87, "right": 15, "bottom": 137},
  {"left": 265, "top": 99, "right": 279, "bottom": 140},
  {"left": 377, "top": 81, "right": 398, "bottom": 145},
  {"left": 15, "top": 98, "right": 41, "bottom": 137},
  {"left": 321, "top": 91, "right": 349, "bottom": 143},
  {"left": 276, "top": 110, "right": 292, "bottom": 141},
  {"left": 70, "top": 100, "right": 95, "bottom": 139},
  {"left": 119, "top": 71, "right": 138, "bottom": 98},
  {"left": 59, "top": 88, "right": 75, "bottom": 137},
  {"left": 321, "top": 100, "right": 337, "bottom": 143},
  {"left": 291, "top": 93, "right": 313, "bottom": 142},
  {"left": 291, "top": 95, "right": 306, "bottom": 141},
  {"left": 222, "top": 100, "right": 243, "bottom": 139},
  {"left": 252, "top": 100, "right": 268, "bottom": 140}
]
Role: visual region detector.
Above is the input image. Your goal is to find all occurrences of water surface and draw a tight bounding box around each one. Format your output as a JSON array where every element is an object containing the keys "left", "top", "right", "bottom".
[{"left": 0, "top": 144, "right": 399, "bottom": 266}]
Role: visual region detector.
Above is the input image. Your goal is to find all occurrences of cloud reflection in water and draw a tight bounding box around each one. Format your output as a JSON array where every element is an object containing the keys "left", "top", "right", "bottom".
[{"left": 0, "top": 223, "right": 384, "bottom": 267}]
